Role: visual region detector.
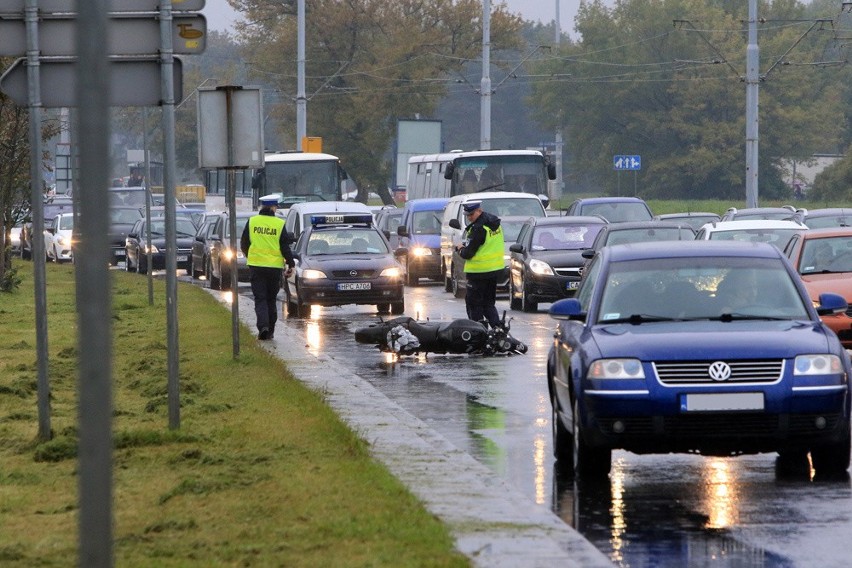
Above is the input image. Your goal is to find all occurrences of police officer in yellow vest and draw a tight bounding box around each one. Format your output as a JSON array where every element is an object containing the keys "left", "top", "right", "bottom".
[
  {"left": 240, "top": 196, "right": 295, "bottom": 340},
  {"left": 455, "top": 200, "right": 504, "bottom": 328}
]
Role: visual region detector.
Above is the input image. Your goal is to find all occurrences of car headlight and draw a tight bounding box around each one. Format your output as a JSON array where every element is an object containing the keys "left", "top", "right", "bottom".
[
  {"left": 589, "top": 358, "right": 645, "bottom": 379},
  {"left": 302, "top": 269, "right": 327, "bottom": 280},
  {"left": 529, "top": 258, "right": 554, "bottom": 276},
  {"left": 411, "top": 246, "right": 432, "bottom": 257},
  {"left": 380, "top": 266, "right": 402, "bottom": 278},
  {"left": 144, "top": 244, "right": 159, "bottom": 254},
  {"left": 222, "top": 249, "right": 234, "bottom": 261},
  {"left": 55, "top": 235, "right": 68, "bottom": 246},
  {"left": 794, "top": 354, "right": 842, "bottom": 375}
]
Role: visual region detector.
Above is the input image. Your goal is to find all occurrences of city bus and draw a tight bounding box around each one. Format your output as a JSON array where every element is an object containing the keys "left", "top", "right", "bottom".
[
  {"left": 406, "top": 149, "right": 556, "bottom": 204},
  {"left": 204, "top": 151, "right": 349, "bottom": 211}
]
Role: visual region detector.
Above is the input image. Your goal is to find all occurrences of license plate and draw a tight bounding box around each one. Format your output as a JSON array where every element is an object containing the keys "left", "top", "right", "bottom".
[
  {"left": 566, "top": 281, "right": 580, "bottom": 290},
  {"left": 177, "top": 255, "right": 188, "bottom": 262},
  {"left": 337, "top": 282, "right": 371, "bottom": 291},
  {"left": 114, "top": 250, "right": 124, "bottom": 256},
  {"left": 682, "top": 392, "right": 764, "bottom": 412}
]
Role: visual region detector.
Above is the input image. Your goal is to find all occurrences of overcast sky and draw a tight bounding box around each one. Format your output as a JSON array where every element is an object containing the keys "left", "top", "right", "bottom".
[{"left": 203, "top": 1, "right": 606, "bottom": 39}]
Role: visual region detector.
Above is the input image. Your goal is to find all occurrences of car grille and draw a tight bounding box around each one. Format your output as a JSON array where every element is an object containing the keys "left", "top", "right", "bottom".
[
  {"left": 599, "top": 413, "right": 843, "bottom": 438},
  {"left": 653, "top": 360, "right": 783, "bottom": 385},
  {"left": 331, "top": 269, "right": 376, "bottom": 278},
  {"left": 554, "top": 267, "right": 581, "bottom": 277}
]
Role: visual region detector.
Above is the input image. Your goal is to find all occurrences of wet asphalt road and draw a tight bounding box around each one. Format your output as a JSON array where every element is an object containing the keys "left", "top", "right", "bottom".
[{"left": 193, "top": 274, "right": 852, "bottom": 567}]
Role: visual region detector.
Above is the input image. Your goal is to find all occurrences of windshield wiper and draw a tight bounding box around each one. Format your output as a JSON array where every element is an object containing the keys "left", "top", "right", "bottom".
[
  {"left": 717, "top": 313, "right": 790, "bottom": 322},
  {"left": 601, "top": 314, "right": 677, "bottom": 324},
  {"left": 479, "top": 182, "right": 505, "bottom": 192}
]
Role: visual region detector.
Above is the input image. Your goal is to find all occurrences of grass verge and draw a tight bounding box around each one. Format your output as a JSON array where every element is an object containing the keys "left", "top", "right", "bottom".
[{"left": 0, "top": 261, "right": 468, "bottom": 567}]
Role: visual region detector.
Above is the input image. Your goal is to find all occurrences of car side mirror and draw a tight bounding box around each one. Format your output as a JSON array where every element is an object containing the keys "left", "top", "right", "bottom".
[
  {"left": 128, "top": 232, "right": 137, "bottom": 239},
  {"left": 448, "top": 219, "right": 461, "bottom": 230},
  {"left": 547, "top": 162, "right": 557, "bottom": 180},
  {"left": 444, "top": 163, "right": 454, "bottom": 180},
  {"left": 210, "top": 233, "right": 221, "bottom": 241},
  {"left": 394, "top": 247, "right": 408, "bottom": 258},
  {"left": 382, "top": 230, "right": 390, "bottom": 239},
  {"left": 581, "top": 249, "right": 595, "bottom": 259},
  {"left": 816, "top": 293, "right": 848, "bottom": 316},
  {"left": 509, "top": 243, "right": 524, "bottom": 254},
  {"left": 397, "top": 226, "right": 409, "bottom": 237},
  {"left": 549, "top": 298, "right": 586, "bottom": 322}
]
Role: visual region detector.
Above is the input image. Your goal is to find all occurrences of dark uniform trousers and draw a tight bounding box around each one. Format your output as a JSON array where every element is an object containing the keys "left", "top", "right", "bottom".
[
  {"left": 250, "top": 266, "right": 283, "bottom": 333},
  {"left": 465, "top": 271, "right": 500, "bottom": 327}
]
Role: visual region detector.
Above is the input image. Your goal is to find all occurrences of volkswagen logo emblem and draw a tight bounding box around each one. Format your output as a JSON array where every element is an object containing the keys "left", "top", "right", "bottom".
[
  {"left": 349, "top": 270, "right": 358, "bottom": 277},
  {"left": 708, "top": 361, "right": 732, "bottom": 382}
]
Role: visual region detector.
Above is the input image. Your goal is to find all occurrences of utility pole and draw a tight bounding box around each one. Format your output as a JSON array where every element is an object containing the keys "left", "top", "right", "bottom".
[
  {"left": 554, "top": 0, "right": 564, "bottom": 198},
  {"left": 296, "top": 0, "right": 306, "bottom": 149},
  {"left": 480, "top": 0, "right": 491, "bottom": 150},
  {"left": 745, "top": 0, "right": 759, "bottom": 207}
]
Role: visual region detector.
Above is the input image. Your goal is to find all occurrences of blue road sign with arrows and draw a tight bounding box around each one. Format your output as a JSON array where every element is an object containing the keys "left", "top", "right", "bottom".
[{"left": 614, "top": 155, "right": 641, "bottom": 170}]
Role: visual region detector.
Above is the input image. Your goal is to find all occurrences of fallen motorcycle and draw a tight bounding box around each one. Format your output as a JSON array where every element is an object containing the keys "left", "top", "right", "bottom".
[{"left": 354, "top": 312, "right": 527, "bottom": 356}]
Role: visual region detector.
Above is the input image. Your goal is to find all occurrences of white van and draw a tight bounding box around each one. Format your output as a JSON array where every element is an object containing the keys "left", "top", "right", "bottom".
[
  {"left": 283, "top": 201, "right": 371, "bottom": 241},
  {"left": 440, "top": 192, "right": 547, "bottom": 297}
]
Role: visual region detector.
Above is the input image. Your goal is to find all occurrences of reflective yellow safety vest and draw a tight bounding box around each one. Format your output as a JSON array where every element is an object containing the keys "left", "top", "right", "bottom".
[
  {"left": 464, "top": 224, "right": 504, "bottom": 273},
  {"left": 247, "top": 215, "right": 286, "bottom": 268}
]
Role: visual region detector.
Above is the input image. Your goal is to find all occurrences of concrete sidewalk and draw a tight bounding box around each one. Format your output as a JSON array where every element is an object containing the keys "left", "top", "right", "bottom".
[{"left": 230, "top": 292, "right": 614, "bottom": 568}]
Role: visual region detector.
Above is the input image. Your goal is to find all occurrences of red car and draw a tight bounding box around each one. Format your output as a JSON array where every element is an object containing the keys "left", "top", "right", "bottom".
[{"left": 783, "top": 227, "right": 852, "bottom": 348}]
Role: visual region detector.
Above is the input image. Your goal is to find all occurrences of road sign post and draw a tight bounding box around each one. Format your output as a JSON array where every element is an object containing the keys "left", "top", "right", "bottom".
[{"left": 613, "top": 155, "right": 641, "bottom": 197}]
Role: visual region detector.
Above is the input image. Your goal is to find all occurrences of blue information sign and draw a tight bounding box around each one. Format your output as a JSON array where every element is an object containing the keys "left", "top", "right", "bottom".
[{"left": 613, "top": 155, "right": 641, "bottom": 171}]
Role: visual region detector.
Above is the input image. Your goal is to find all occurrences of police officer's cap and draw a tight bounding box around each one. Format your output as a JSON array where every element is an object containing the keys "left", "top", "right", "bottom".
[
  {"left": 259, "top": 195, "right": 280, "bottom": 207},
  {"left": 462, "top": 200, "right": 482, "bottom": 214}
]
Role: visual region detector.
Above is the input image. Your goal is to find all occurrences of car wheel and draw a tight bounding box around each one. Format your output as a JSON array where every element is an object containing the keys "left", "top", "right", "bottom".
[
  {"left": 775, "top": 450, "right": 810, "bottom": 480},
  {"left": 451, "top": 266, "right": 465, "bottom": 299},
  {"left": 138, "top": 254, "right": 148, "bottom": 275},
  {"left": 509, "top": 276, "right": 522, "bottom": 311},
  {"left": 221, "top": 266, "right": 232, "bottom": 291},
  {"left": 811, "top": 428, "right": 852, "bottom": 478},
  {"left": 376, "top": 303, "right": 390, "bottom": 313},
  {"left": 391, "top": 301, "right": 405, "bottom": 315},
  {"left": 521, "top": 276, "right": 537, "bottom": 312},
  {"left": 285, "top": 286, "right": 299, "bottom": 317},
  {"left": 207, "top": 258, "right": 220, "bottom": 290},
  {"left": 191, "top": 256, "right": 202, "bottom": 279},
  {"left": 405, "top": 261, "right": 418, "bottom": 287},
  {"left": 296, "top": 297, "right": 311, "bottom": 318},
  {"left": 572, "top": 398, "right": 611, "bottom": 480},
  {"left": 443, "top": 261, "right": 452, "bottom": 292},
  {"left": 551, "top": 391, "right": 573, "bottom": 464}
]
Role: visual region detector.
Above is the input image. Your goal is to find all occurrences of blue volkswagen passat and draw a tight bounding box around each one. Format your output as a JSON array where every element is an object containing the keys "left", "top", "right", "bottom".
[{"left": 547, "top": 240, "right": 851, "bottom": 480}]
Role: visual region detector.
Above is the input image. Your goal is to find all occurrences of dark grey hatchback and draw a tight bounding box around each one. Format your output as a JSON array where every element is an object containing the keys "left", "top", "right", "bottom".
[{"left": 508, "top": 216, "right": 607, "bottom": 312}]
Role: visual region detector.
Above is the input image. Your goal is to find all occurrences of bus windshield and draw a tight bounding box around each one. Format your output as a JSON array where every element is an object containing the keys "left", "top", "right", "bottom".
[
  {"left": 454, "top": 155, "right": 548, "bottom": 196},
  {"left": 261, "top": 160, "right": 340, "bottom": 203}
]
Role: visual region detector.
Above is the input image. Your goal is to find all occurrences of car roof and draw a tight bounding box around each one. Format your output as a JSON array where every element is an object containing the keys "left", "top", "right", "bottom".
[
  {"left": 801, "top": 208, "right": 852, "bottom": 218},
  {"left": 602, "top": 220, "right": 695, "bottom": 231},
  {"left": 655, "top": 212, "right": 719, "bottom": 219},
  {"left": 604, "top": 239, "right": 782, "bottom": 262},
  {"left": 288, "top": 201, "right": 370, "bottom": 213},
  {"left": 800, "top": 227, "right": 852, "bottom": 239},
  {"left": 573, "top": 197, "right": 647, "bottom": 205},
  {"left": 700, "top": 219, "right": 805, "bottom": 231},
  {"left": 449, "top": 191, "right": 542, "bottom": 202},
  {"left": 403, "top": 198, "right": 450, "bottom": 211},
  {"left": 531, "top": 215, "right": 607, "bottom": 226}
]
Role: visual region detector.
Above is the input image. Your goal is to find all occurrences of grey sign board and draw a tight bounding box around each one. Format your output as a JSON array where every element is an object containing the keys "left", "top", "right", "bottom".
[
  {"left": 0, "top": 57, "right": 183, "bottom": 107},
  {"left": 0, "top": 0, "right": 204, "bottom": 12},
  {"left": 0, "top": 15, "right": 206, "bottom": 56},
  {"left": 197, "top": 86, "right": 264, "bottom": 169}
]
